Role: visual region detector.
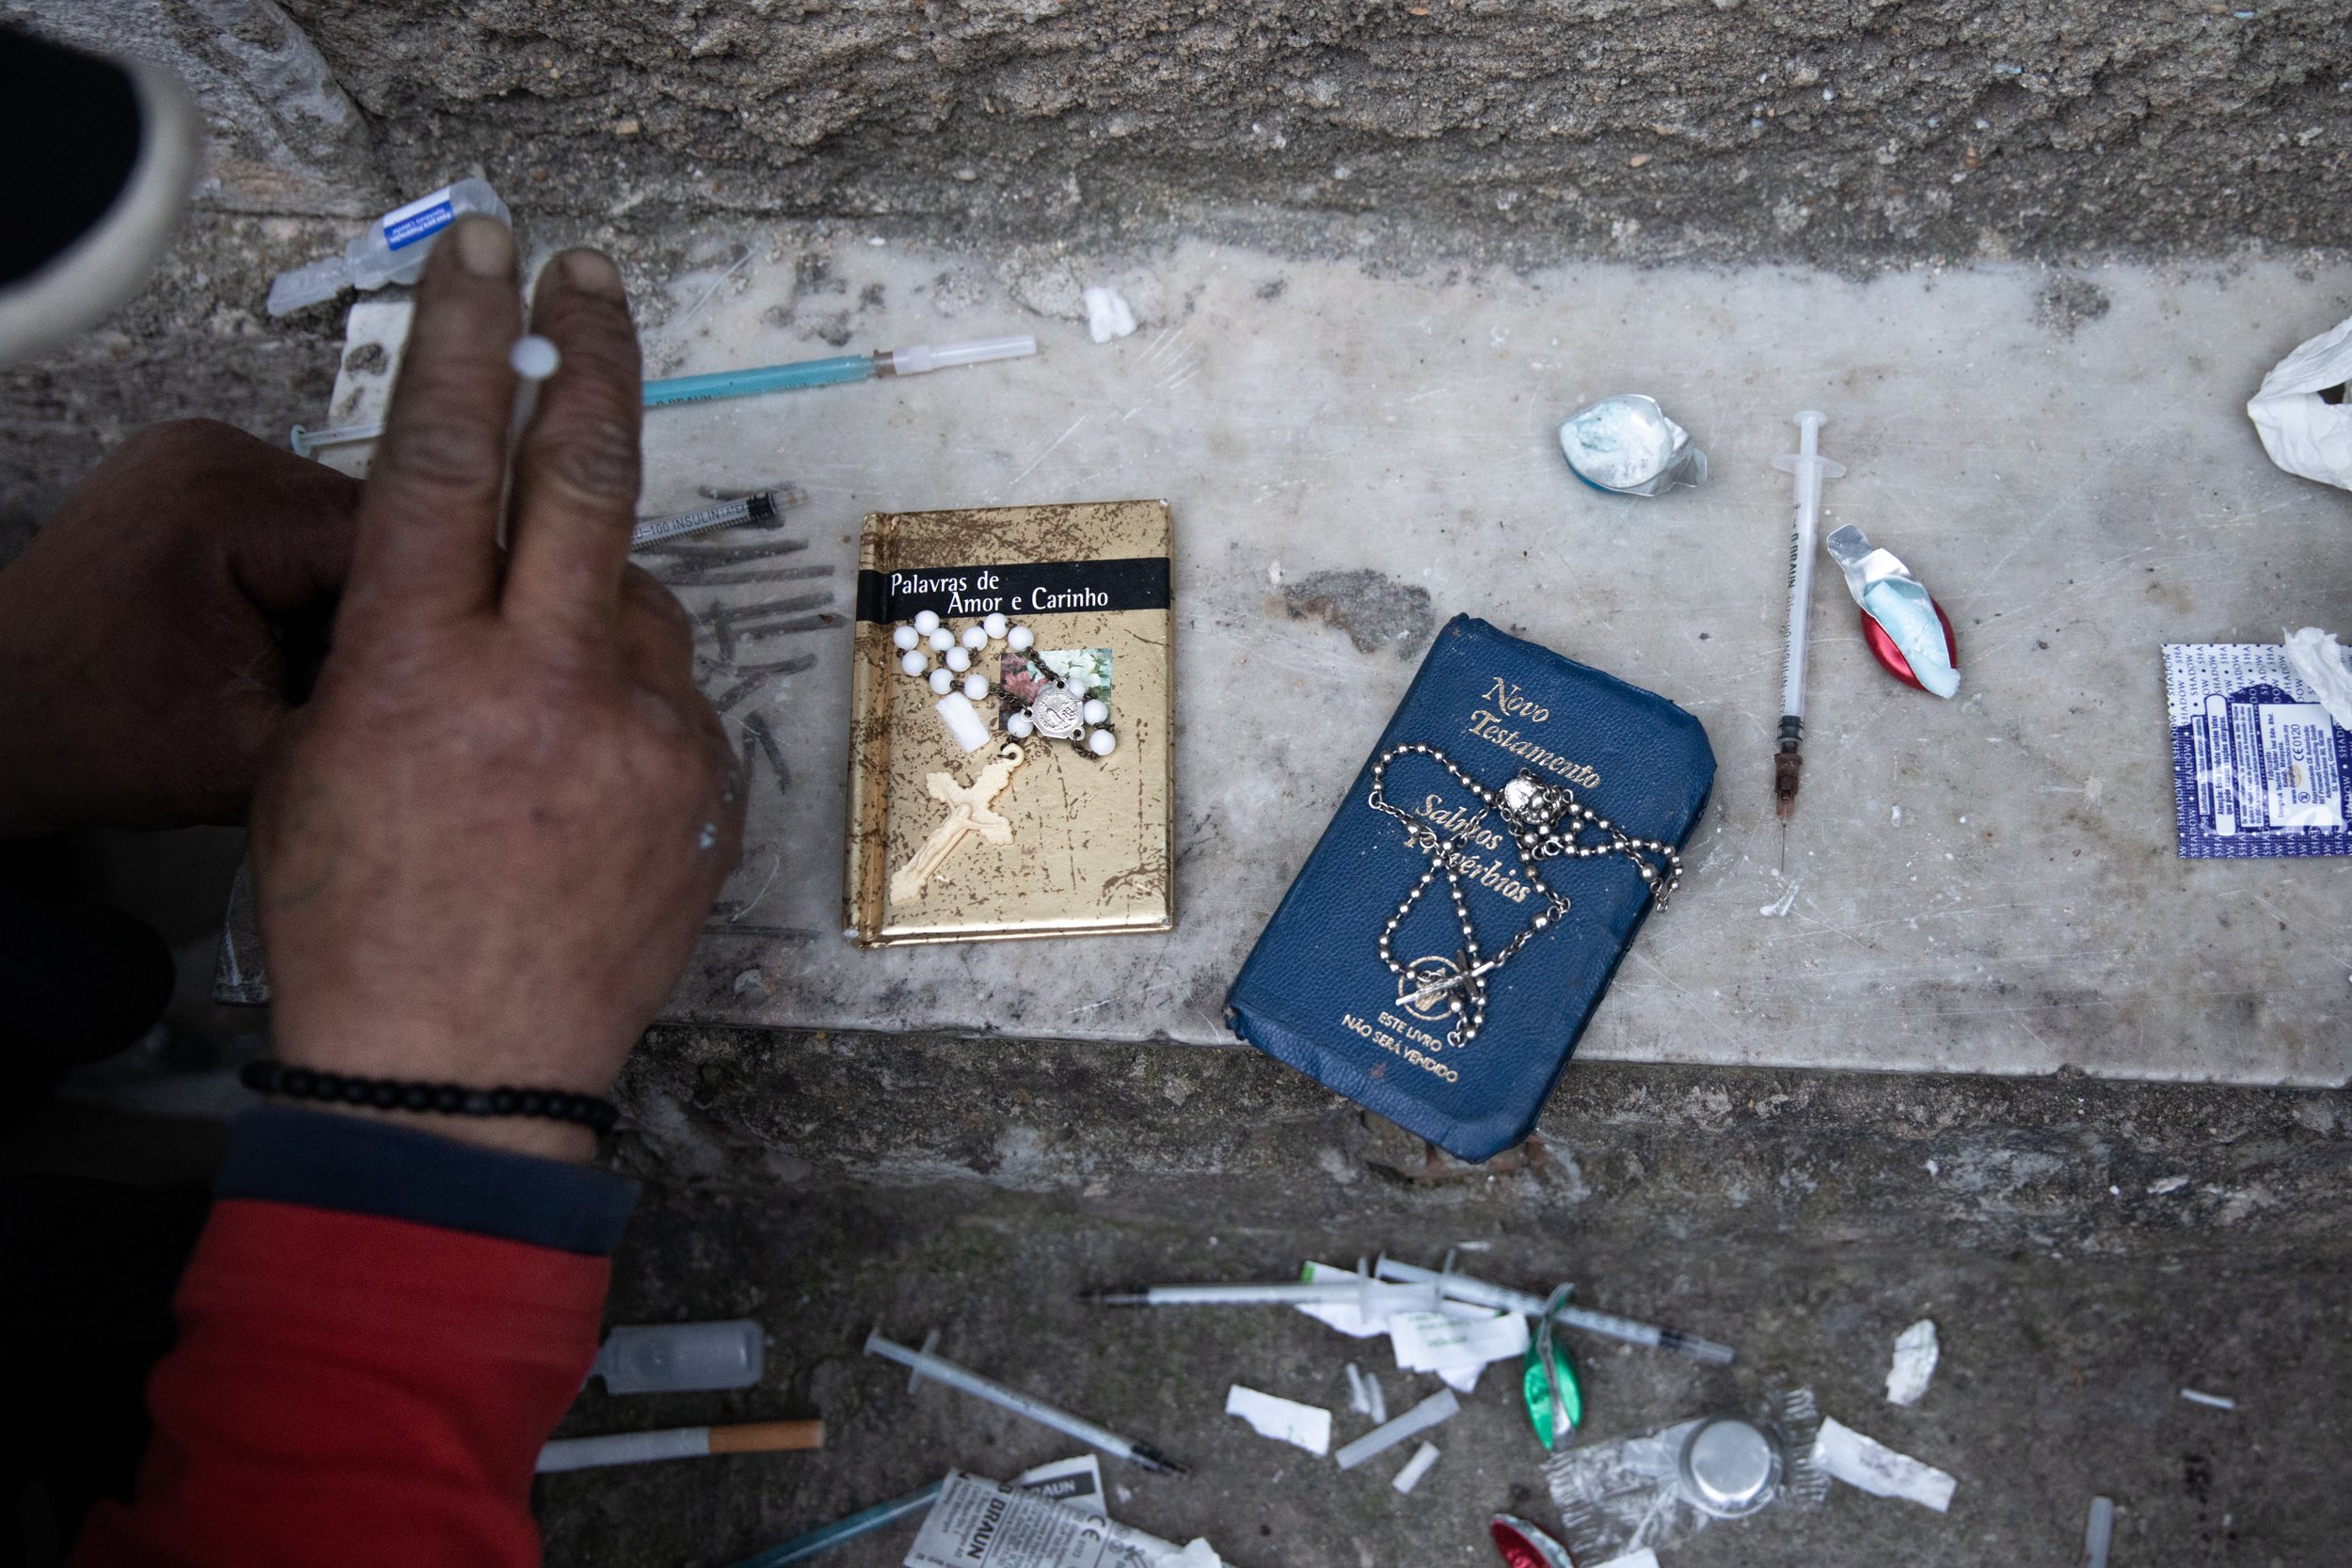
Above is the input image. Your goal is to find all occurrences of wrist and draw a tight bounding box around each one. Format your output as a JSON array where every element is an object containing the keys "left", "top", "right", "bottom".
[{"left": 269, "top": 1099, "right": 599, "bottom": 1163}]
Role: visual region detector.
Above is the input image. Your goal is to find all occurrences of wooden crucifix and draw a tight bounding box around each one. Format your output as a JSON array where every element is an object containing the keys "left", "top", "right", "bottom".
[{"left": 890, "top": 741, "right": 1027, "bottom": 903}]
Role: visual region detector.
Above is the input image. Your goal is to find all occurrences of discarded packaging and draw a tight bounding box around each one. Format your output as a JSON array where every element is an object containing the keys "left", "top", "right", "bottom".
[
  {"left": 2247, "top": 312, "right": 2352, "bottom": 490},
  {"left": 1823, "top": 525, "right": 1960, "bottom": 698},
  {"left": 1558, "top": 395, "right": 1708, "bottom": 495},
  {"left": 1391, "top": 1441, "right": 1440, "bottom": 1494},
  {"left": 593, "top": 1318, "right": 766, "bottom": 1395},
  {"left": 1335, "top": 1388, "right": 1461, "bottom": 1471},
  {"left": 1391, "top": 1307, "right": 1530, "bottom": 1380},
  {"left": 1547, "top": 1388, "right": 1825, "bottom": 1561},
  {"left": 534, "top": 1418, "right": 820, "bottom": 1473},
  {"left": 2282, "top": 627, "right": 2352, "bottom": 732},
  {"left": 724, "top": 1459, "right": 1111, "bottom": 1568},
  {"left": 1224, "top": 1386, "right": 1331, "bottom": 1455},
  {"left": 2080, "top": 1496, "right": 2115, "bottom": 1568},
  {"left": 2163, "top": 643, "right": 2352, "bottom": 858},
  {"left": 904, "top": 1469, "right": 1218, "bottom": 1568},
  {"left": 1811, "top": 1416, "right": 1956, "bottom": 1512},
  {"left": 1883, "top": 1319, "right": 1939, "bottom": 1406},
  {"left": 1522, "top": 1285, "right": 1582, "bottom": 1451}
]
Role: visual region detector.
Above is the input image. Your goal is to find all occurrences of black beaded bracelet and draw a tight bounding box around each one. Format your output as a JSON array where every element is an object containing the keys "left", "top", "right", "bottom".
[{"left": 237, "top": 1060, "right": 619, "bottom": 1134}]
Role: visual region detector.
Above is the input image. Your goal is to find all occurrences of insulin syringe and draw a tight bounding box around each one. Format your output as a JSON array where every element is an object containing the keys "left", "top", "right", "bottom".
[
  {"left": 630, "top": 491, "right": 786, "bottom": 549},
  {"left": 291, "top": 333, "right": 1039, "bottom": 456},
  {"left": 1770, "top": 411, "right": 1845, "bottom": 836},
  {"left": 864, "top": 1329, "right": 1185, "bottom": 1475}
]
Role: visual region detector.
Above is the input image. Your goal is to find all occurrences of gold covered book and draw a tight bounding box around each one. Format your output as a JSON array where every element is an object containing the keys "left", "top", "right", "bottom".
[{"left": 844, "top": 500, "right": 1175, "bottom": 946}]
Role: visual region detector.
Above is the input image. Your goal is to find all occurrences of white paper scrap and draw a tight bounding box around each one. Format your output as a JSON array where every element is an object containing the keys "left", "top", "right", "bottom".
[
  {"left": 1437, "top": 1363, "right": 1482, "bottom": 1395},
  {"left": 2248, "top": 312, "right": 2352, "bottom": 490},
  {"left": 1391, "top": 1441, "right": 1440, "bottom": 1495},
  {"left": 1812, "top": 1418, "right": 1957, "bottom": 1513},
  {"left": 905, "top": 1469, "right": 1181, "bottom": 1568},
  {"left": 1082, "top": 285, "right": 1137, "bottom": 343},
  {"left": 1591, "top": 1554, "right": 1661, "bottom": 1568},
  {"left": 1884, "top": 1319, "right": 1940, "bottom": 1406},
  {"left": 1224, "top": 1385, "right": 1332, "bottom": 1455},
  {"left": 1391, "top": 1308, "right": 1530, "bottom": 1374}
]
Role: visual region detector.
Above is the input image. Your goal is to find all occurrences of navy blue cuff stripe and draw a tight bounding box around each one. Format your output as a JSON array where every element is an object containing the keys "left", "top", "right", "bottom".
[{"left": 216, "top": 1106, "right": 638, "bottom": 1257}]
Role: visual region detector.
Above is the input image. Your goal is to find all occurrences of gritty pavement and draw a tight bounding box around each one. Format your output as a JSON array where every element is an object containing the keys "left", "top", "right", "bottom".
[{"left": 531, "top": 1028, "right": 2352, "bottom": 1568}]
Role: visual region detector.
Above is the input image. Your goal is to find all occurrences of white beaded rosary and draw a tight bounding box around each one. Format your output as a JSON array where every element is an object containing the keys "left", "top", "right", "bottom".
[
  {"left": 892, "top": 609, "right": 1117, "bottom": 758},
  {"left": 1365, "top": 743, "right": 1682, "bottom": 1049}
]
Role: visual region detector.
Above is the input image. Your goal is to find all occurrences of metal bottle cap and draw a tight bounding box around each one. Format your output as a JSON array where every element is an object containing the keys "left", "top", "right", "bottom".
[{"left": 1677, "top": 1417, "right": 1781, "bottom": 1517}]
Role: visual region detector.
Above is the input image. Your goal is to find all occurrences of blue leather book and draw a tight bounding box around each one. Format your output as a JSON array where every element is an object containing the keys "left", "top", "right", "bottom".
[{"left": 1226, "top": 615, "right": 1716, "bottom": 1161}]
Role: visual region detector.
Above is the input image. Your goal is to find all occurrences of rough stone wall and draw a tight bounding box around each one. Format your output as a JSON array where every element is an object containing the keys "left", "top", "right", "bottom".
[{"left": 280, "top": 0, "right": 2352, "bottom": 266}]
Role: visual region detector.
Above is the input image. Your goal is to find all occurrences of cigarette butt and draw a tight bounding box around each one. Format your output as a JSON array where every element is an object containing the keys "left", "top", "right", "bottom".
[{"left": 706, "top": 1418, "right": 825, "bottom": 1455}]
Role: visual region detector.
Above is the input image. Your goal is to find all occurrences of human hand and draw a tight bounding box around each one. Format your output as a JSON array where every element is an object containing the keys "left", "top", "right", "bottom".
[
  {"left": 0, "top": 420, "right": 358, "bottom": 835},
  {"left": 249, "top": 217, "right": 743, "bottom": 1162}
]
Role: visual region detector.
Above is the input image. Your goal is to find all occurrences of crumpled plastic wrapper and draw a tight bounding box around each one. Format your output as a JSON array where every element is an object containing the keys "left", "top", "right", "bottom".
[
  {"left": 1558, "top": 395, "right": 1708, "bottom": 496},
  {"left": 1824, "top": 524, "right": 1960, "bottom": 699},
  {"left": 2248, "top": 314, "right": 2352, "bottom": 490}
]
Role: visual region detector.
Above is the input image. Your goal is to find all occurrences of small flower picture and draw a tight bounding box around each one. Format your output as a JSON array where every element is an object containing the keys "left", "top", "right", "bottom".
[{"left": 1000, "top": 647, "right": 1112, "bottom": 723}]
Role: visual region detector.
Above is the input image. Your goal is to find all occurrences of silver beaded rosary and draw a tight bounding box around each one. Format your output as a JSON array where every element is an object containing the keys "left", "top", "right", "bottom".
[{"left": 1365, "top": 742, "right": 1683, "bottom": 1049}]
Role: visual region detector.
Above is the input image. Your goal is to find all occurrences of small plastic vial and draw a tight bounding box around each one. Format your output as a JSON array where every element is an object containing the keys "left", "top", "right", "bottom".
[
  {"left": 267, "top": 178, "right": 511, "bottom": 316},
  {"left": 591, "top": 1319, "right": 766, "bottom": 1395}
]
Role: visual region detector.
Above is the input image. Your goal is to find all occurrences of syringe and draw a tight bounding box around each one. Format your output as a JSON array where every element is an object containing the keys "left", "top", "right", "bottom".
[
  {"left": 630, "top": 490, "right": 785, "bottom": 549},
  {"left": 1087, "top": 1275, "right": 1439, "bottom": 1315},
  {"left": 1375, "top": 1255, "right": 1736, "bottom": 1365},
  {"left": 864, "top": 1329, "right": 1185, "bottom": 1475},
  {"left": 1770, "top": 411, "right": 1845, "bottom": 835},
  {"left": 642, "top": 334, "right": 1037, "bottom": 407},
  {"left": 292, "top": 333, "right": 1039, "bottom": 456}
]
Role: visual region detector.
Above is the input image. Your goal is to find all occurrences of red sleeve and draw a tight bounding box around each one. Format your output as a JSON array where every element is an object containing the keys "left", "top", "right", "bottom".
[{"left": 72, "top": 1197, "right": 609, "bottom": 1568}]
